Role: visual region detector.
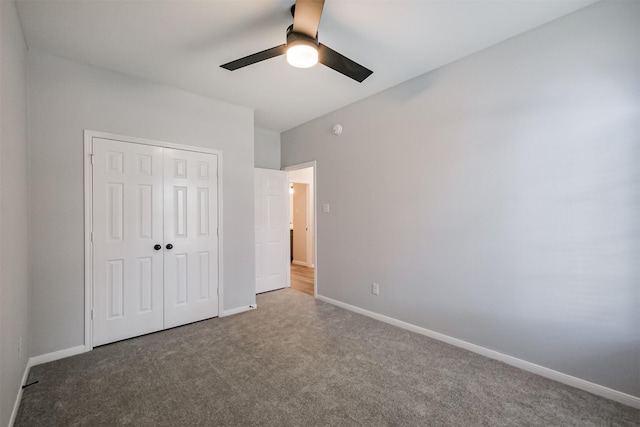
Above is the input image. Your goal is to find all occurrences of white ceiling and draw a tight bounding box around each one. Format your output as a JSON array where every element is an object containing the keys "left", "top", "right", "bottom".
[{"left": 16, "top": 0, "right": 596, "bottom": 132}]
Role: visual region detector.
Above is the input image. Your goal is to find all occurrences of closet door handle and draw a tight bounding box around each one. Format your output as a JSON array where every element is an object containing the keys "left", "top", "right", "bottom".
[
  {"left": 154, "top": 244, "right": 162, "bottom": 251},
  {"left": 166, "top": 244, "right": 173, "bottom": 250}
]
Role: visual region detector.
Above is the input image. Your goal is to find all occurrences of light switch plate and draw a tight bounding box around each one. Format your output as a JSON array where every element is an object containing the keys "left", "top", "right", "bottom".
[{"left": 322, "top": 203, "right": 330, "bottom": 213}]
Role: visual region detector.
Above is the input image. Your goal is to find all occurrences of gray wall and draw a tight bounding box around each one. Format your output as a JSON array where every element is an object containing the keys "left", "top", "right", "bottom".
[
  {"left": 28, "top": 51, "right": 256, "bottom": 356},
  {"left": 254, "top": 128, "right": 281, "bottom": 169},
  {"left": 282, "top": 1, "right": 640, "bottom": 397},
  {"left": 0, "top": 1, "right": 30, "bottom": 424}
]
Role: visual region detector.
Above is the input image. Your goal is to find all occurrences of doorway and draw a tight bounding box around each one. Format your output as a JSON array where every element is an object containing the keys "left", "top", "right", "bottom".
[{"left": 286, "top": 163, "right": 316, "bottom": 297}]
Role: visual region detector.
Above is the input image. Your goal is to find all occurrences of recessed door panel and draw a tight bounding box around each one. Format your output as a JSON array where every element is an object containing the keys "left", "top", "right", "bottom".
[
  {"left": 174, "top": 158, "right": 187, "bottom": 178},
  {"left": 197, "top": 188, "right": 209, "bottom": 236},
  {"left": 138, "top": 185, "right": 153, "bottom": 239},
  {"left": 198, "top": 252, "right": 210, "bottom": 300},
  {"left": 108, "top": 151, "right": 124, "bottom": 173},
  {"left": 174, "top": 186, "right": 188, "bottom": 238},
  {"left": 268, "top": 195, "right": 282, "bottom": 230},
  {"left": 138, "top": 257, "right": 153, "bottom": 313},
  {"left": 175, "top": 253, "right": 188, "bottom": 305},
  {"left": 197, "top": 162, "right": 209, "bottom": 180},
  {"left": 107, "top": 259, "right": 124, "bottom": 319},
  {"left": 138, "top": 155, "right": 152, "bottom": 176},
  {"left": 108, "top": 183, "right": 124, "bottom": 241}
]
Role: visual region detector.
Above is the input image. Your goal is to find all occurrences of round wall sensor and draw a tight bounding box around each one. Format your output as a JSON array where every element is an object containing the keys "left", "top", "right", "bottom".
[{"left": 332, "top": 124, "right": 343, "bottom": 135}]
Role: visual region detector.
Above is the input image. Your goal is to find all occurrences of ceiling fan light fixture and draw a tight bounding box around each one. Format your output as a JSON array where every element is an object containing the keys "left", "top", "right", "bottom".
[
  {"left": 220, "top": 1, "right": 373, "bottom": 82},
  {"left": 286, "top": 40, "right": 318, "bottom": 68}
]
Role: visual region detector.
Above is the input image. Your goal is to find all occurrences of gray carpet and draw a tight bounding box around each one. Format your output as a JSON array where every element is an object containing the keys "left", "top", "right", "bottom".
[{"left": 15, "top": 289, "right": 640, "bottom": 426}]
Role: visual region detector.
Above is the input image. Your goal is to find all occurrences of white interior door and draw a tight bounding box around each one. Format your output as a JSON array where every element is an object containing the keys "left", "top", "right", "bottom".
[
  {"left": 92, "top": 138, "right": 164, "bottom": 346},
  {"left": 255, "top": 168, "right": 288, "bottom": 294},
  {"left": 163, "top": 148, "right": 219, "bottom": 328}
]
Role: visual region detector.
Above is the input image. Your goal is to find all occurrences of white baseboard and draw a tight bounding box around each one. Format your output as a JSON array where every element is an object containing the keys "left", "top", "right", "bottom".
[
  {"left": 221, "top": 304, "right": 257, "bottom": 317},
  {"left": 9, "top": 360, "right": 31, "bottom": 427},
  {"left": 29, "top": 345, "right": 86, "bottom": 368},
  {"left": 316, "top": 294, "right": 640, "bottom": 410},
  {"left": 10, "top": 344, "right": 86, "bottom": 426}
]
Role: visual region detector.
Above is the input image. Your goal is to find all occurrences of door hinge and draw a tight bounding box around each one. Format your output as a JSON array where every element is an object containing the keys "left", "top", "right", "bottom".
[
  {"left": 91, "top": 309, "right": 93, "bottom": 320},
  {"left": 89, "top": 153, "right": 94, "bottom": 165},
  {"left": 217, "top": 287, "right": 219, "bottom": 296},
  {"left": 216, "top": 228, "right": 219, "bottom": 237},
  {"left": 90, "top": 232, "right": 94, "bottom": 242}
]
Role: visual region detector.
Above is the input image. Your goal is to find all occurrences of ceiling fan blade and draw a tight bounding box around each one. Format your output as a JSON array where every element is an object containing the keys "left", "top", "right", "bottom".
[
  {"left": 220, "top": 44, "right": 287, "bottom": 71},
  {"left": 318, "top": 44, "right": 373, "bottom": 83},
  {"left": 293, "top": 0, "right": 325, "bottom": 38}
]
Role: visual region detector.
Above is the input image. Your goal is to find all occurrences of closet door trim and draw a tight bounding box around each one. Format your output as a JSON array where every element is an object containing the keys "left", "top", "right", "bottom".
[{"left": 83, "top": 130, "right": 223, "bottom": 351}]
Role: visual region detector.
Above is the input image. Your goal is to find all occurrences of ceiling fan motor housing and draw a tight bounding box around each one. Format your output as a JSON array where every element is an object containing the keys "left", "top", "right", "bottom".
[{"left": 286, "top": 24, "right": 319, "bottom": 48}]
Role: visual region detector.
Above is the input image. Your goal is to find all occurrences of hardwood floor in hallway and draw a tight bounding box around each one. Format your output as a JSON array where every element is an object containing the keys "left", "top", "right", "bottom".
[{"left": 290, "top": 264, "right": 314, "bottom": 296}]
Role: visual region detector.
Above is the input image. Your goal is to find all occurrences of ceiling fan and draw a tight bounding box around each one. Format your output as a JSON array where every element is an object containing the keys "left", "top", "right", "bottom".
[{"left": 220, "top": 0, "right": 373, "bottom": 83}]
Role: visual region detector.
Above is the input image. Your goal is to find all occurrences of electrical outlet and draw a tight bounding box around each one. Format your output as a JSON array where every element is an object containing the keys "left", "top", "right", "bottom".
[
  {"left": 18, "top": 337, "right": 23, "bottom": 358},
  {"left": 372, "top": 282, "right": 380, "bottom": 295}
]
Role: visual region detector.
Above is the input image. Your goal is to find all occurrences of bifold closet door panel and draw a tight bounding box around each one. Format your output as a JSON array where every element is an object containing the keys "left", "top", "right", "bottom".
[
  {"left": 163, "top": 148, "right": 220, "bottom": 328},
  {"left": 92, "top": 139, "right": 165, "bottom": 346}
]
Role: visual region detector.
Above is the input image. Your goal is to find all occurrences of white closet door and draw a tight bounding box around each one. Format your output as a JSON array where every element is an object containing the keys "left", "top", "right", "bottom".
[
  {"left": 255, "top": 168, "right": 288, "bottom": 294},
  {"left": 163, "top": 148, "right": 219, "bottom": 328},
  {"left": 92, "top": 139, "right": 164, "bottom": 346}
]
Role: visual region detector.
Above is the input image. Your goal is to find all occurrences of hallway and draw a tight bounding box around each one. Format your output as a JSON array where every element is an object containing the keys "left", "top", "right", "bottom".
[{"left": 290, "top": 264, "right": 314, "bottom": 296}]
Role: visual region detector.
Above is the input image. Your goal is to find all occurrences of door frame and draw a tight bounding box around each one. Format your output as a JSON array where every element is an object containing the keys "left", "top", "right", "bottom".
[
  {"left": 283, "top": 161, "right": 317, "bottom": 298},
  {"left": 83, "top": 130, "right": 223, "bottom": 351}
]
